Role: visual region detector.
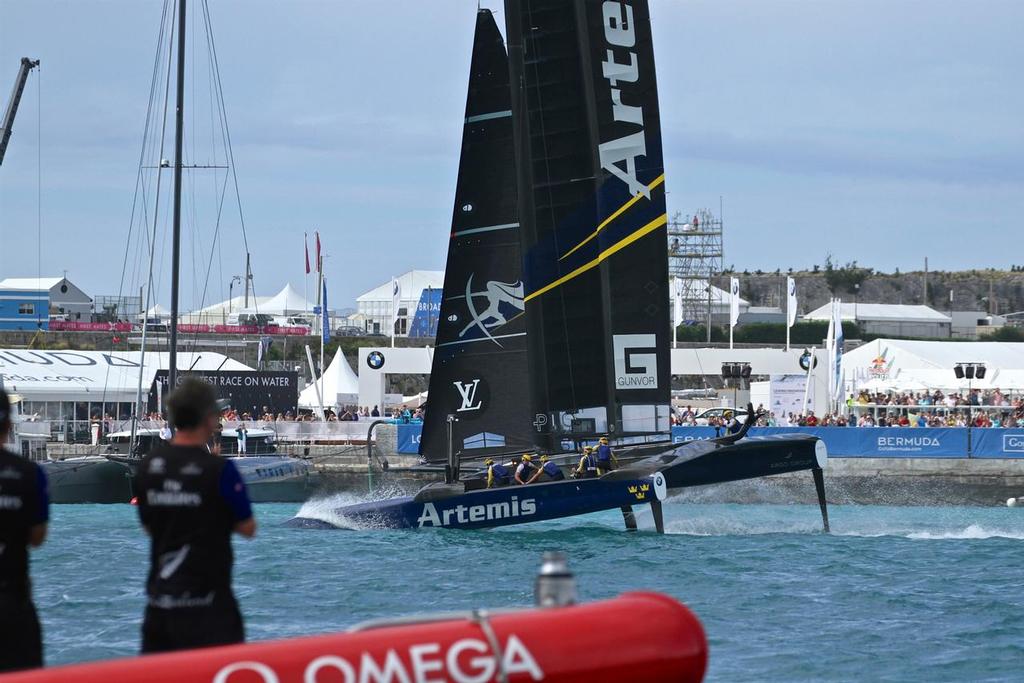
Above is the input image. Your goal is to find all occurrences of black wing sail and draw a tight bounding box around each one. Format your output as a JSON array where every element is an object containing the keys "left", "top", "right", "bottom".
[
  {"left": 506, "top": 0, "right": 671, "bottom": 451},
  {"left": 418, "top": 9, "right": 533, "bottom": 464}
]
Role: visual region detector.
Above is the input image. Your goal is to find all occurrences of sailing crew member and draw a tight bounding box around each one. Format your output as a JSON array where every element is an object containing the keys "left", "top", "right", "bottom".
[
  {"left": 724, "top": 411, "right": 742, "bottom": 435},
  {"left": 529, "top": 455, "right": 565, "bottom": 483},
  {"left": 0, "top": 389, "right": 49, "bottom": 673},
  {"left": 135, "top": 378, "right": 256, "bottom": 654},
  {"left": 485, "top": 458, "right": 511, "bottom": 488},
  {"left": 595, "top": 437, "right": 617, "bottom": 475},
  {"left": 514, "top": 454, "right": 537, "bottom": 485},
  {"left": 573, "top": 446, "right": 598, "bottom": 479}
]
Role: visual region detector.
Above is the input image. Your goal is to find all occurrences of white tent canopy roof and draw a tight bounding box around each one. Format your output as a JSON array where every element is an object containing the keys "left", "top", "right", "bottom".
[
  {"left": 138, "top": 303, "right": 170, "bottom": 319},
  {"left": 244, "top": 283, "right": 313, "bottom": 316},
  {"left": 844, "top": 339, "right": 1024, "bottom": 392},
  {"left": 806, "top": 303, "right": 951, "bottom": 323},
  {"left": 356, "top": 271, "right": 444, "bottom": 303},
  {"left": 0, "top": 349, "right": 252, "bottom": 402},
  {"left": 298, "top": 348, "right": 359, "bottom": 409}
]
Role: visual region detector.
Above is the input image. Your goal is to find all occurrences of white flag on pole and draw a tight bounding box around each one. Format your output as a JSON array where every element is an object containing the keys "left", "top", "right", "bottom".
[
  {"left": 391, "top": 277, "right": 401, "bottom": 338},
  {"left": 786, "top": 276, "right": 798, "bottom": 328},
  {"left": 672, "top": 277, "right": 684, "bottom": 328},
  {"left": 832, "top": 298, "right": 845, "bottom": 404},
  {"left": 729, "top": 277, "right": 740, "bottom": 329}
]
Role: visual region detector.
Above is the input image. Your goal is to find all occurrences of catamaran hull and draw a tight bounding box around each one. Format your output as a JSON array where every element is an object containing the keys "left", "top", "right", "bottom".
[
  {"left": 287, "top": 475, "right": 666, "bottom": 531},
  {"left": 658, "top": 434, "right": 827, "bottom": 490}
]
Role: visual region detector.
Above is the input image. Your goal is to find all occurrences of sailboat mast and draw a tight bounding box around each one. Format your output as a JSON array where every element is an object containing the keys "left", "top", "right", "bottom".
[{"left": 168, "top": 0, "right": 187, "bottom": 391}]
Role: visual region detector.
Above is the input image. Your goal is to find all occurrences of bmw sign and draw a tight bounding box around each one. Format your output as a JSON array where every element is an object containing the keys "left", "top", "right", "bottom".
[
  {"left": 799, "top": 349, "right": 818, "bottom": 372},
  {"left": 366, "top": 351, "right": 386, "bottom": 370}
]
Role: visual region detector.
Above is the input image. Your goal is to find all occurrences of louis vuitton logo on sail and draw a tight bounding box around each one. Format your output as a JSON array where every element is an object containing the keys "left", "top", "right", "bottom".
[
  {"left": 599, "top": 1, "right": 650, "bottom": 199},
  {"left": 453, "top": 379, "right": 483, "bottom": 412}
]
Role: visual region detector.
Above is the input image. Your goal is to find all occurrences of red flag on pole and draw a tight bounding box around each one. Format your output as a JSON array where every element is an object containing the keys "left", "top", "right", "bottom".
[
  {"left": 304, "top": 233, "right": 311, "bottom": 275},
  {"left": 315, "top": 231, "right": 322, "bottom": 273}
]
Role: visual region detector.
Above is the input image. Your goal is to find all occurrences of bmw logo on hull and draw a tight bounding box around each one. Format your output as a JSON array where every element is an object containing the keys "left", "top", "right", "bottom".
[{"left": 366, "top": 351, "right": 386, "bottom": 370}]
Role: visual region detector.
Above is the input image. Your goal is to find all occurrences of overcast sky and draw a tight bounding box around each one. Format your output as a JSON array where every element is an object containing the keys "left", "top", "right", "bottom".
[{"left": 1, "top": 0, "right": 1021, "bottom": 309}]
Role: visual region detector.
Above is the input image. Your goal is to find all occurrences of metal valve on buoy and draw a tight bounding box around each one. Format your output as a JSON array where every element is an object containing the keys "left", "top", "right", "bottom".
[{"left": 535, "top": 550, "right": 577, "bottom": 607}]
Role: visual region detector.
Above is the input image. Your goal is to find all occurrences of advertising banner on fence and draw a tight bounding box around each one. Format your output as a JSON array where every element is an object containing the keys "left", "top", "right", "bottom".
[
  {"left": 149, "top": 370, "right": 298, "bottom": 416},
  {"left": 971, "top": 429, "right": 1024, "bottom": 458},
  {"left": 670, "top": 426, "right": 972, "bottom": 458},
  {"left": 397, "top": 423, "right": 423, "bottom": 454}
]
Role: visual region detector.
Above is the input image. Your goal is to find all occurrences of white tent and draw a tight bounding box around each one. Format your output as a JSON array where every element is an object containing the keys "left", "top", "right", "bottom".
[
  {"left": 180, "top": 295, "right": 273, "bottom": 325},
  {"left": 137, "top": 304, "right": 170, "bottom": 320},
  {"left": 244, "top": 283, "right": 313, "bottom": 316},
  {"left": 844, "top": 339, "right": 1024, "bottom": 393},
  {"left": 298, "top": 348, "right": 359, "bottom": 409}
]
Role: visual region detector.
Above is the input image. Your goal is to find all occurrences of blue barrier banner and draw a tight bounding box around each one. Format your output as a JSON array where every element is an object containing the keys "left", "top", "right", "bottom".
[
  {"left": 396, "top": 424, "right": 423, "bottom": 454},
  {"left": 971, "top": 429, "right": 1024, "bottom": 459},
  {"left": 671, "top": 426, "right": 971, "bottom": 458}
]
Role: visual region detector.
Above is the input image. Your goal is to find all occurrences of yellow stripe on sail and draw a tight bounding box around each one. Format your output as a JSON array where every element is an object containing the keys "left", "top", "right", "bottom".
[
  {"left": 558, "top": 174, "right": 666, "bottom": 262},
  {"left": 525, "top": 213, "right": 668, "bottom": 303}
]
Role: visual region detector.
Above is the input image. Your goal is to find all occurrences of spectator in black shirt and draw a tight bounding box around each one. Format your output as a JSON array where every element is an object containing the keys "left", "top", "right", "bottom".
[
  {"left": 135, "top": 378, "right": 256, "bottom": 654},
  {"left": 0, "top": 389, "right": 49, "bottom": 672}
]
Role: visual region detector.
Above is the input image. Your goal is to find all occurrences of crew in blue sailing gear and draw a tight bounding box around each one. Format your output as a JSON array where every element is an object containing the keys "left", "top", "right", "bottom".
[
  {"left": 724, "top": 411, "right": 742, "bottom": 435},
  {"left": 530, "top": 455, "right": 565, "bottom": 483},
  {"left": 514, "top": 454, "right": 537, "bottom": 485},
  {"left": 485, "top": 458, "right": 511, "bottom": 488},
  {"left": 135, "top": 379, "right": 256, "bottom": 654},
  {"left": 595, "top": 437, "right": 617, "bottom": 475},
  {"left": 0, "top": 389, "right": 49, "bottom": 673},
  {"left": 573, "top": 446, "right": 598, "bottom": 479}
]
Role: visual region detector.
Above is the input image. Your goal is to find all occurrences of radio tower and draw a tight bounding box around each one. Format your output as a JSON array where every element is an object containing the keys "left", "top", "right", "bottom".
[{"left": 668, "top": 209, "right": 724, "bottom": 341}]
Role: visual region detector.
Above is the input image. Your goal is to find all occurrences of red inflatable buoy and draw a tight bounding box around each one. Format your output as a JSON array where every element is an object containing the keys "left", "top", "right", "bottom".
[
  {"left": 128, "top": 496, "right": 139, "bottom": 506},
  {"left": 2, "top": 592, "right": 707, "bottom": 683}
]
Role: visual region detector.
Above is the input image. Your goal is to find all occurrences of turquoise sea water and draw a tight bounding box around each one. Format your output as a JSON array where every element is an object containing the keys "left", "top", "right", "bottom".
[{"left": 30, "top": 496, "right": 1024, "bottom": 682}]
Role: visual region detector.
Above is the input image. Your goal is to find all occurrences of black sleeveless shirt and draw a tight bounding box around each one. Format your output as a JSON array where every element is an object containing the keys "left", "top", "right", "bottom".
[
  {"left": 135, "top": 445, "right": 238, "bottom": 602},
  {"left": 0, "top": 448, "right": 46, "bottom": 596}
]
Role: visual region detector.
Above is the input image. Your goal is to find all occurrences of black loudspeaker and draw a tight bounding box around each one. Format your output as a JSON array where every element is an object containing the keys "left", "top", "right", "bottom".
[
  {"left": 721, "top": 364, "right": 734, "bottom": 379},
  {"left": 964, "top": 365, "right": 975, "bottom": 380},
  {"left": 741, "top": 365, "right": 752, "bottom": 379},
  {"left": 954, "top": 364, "right": 965, "bottom": 379},
  {"left": 975, "top": 365, "right": 986, "bottom": 379}
]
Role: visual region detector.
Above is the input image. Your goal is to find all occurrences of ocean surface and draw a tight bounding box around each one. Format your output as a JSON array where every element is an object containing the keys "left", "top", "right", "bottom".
[{"left": 30, "top": 495, "right": 1024, "bottom": 682}]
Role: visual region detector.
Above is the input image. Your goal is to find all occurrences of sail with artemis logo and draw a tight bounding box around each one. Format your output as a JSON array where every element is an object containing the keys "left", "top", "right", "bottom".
[
  {"left": 505, "top": 0, "right": 671, "bottom": 451},
  {"left": 418, "top": 9, "right": 534, "bottom": 464}
]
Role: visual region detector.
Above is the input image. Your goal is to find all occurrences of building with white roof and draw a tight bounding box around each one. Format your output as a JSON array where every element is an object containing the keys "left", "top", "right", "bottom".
[
  {"left": 355, "top": 270, "right": 444, "bottom": 336},
  {"left": 804, "top": 302, "right": 952, "bottom": 339},
  {"left": 0, "top": 276, "right": 92, "bottom": 330}
]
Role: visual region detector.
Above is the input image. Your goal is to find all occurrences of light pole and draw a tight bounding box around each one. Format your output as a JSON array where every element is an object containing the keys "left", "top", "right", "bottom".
[{"left": 954, "top": 362, "right": 987, "bottom": 457}]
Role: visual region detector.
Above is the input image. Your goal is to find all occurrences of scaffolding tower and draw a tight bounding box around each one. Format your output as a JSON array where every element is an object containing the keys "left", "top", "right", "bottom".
[{"left": 668, "top": 208, "right": 724, "bottom": 333}]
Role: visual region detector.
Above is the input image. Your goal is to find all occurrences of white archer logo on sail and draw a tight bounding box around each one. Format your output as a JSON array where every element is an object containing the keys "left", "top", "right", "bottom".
[{"left": 449, "top": 273, "right": 524, "bottom": 346}]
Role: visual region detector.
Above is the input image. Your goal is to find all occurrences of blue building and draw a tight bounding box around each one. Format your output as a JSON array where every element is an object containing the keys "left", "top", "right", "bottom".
[{"left": 0, "top": 277, "right": 92, "bottom": 331}]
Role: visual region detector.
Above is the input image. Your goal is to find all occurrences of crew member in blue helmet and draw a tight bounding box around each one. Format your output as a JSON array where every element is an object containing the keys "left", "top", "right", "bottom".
[
  {"left": 595, "top": 437, "right": 618, "bottom": 475},
  {"left": 0, "top": 389, "right": 49, "bottom": 673},
  {"left": 485, "top": 458, "right": 511, "bottom": 488},
  {"left": 529, "top": 455, "right": 565, "bottom": 483}
]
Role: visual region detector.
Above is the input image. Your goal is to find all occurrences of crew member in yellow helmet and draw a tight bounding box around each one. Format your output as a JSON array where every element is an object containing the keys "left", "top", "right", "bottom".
[
  {"left": 529, "top": 454, "right": 566, "bottom": 483},
  {"left": 595, "top": 436, "right": 617, "bottom": 475},
  {"left": 485, "top": 458, "right": 511, "bottom": 488},
  {"left": 514, "top": 454, "right": 537, "bottom": 485}
]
